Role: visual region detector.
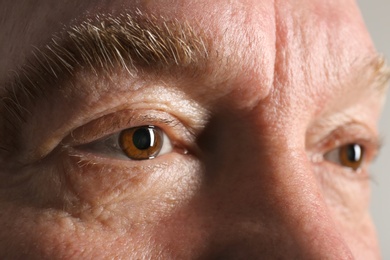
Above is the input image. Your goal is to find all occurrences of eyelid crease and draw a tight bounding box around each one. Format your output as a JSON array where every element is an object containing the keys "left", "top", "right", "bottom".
[{"left": 63, "top": 109, "right": 195, "bottom": 149}]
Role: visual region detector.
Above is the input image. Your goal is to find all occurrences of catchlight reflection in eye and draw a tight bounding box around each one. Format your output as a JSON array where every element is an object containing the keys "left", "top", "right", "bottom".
[
  {"left": 325, "top": 143, "right": 365, "bottom": 171},
  {"left": 119, "top": 126, "right": 166, "bottom": 160}
]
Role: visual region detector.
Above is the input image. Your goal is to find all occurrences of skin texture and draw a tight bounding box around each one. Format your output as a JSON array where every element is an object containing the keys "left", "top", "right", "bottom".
[{"left": 0, "top": 0, "right": 388, "bottom": 259}]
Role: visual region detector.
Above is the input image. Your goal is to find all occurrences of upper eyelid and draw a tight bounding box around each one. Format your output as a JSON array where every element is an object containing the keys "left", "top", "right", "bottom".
[
  {"left": 308, "top": 121, "right": 380, "bottom": 147},
  {"left": 64, "top": 109, "right": 194, "bottom": 147},
  {"left": 307, "top": 122, "right": 381, "bottom": 160}
]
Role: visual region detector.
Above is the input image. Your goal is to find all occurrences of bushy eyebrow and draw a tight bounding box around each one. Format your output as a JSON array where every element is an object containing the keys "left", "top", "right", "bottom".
[{"left": 0, "top": 10, "right": 209, "bottom": 154}]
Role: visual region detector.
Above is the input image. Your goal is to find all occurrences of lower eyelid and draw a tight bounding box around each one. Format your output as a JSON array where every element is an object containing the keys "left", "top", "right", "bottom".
[{"left": 59, "top": 148, "right": 168, "bottom": 204}]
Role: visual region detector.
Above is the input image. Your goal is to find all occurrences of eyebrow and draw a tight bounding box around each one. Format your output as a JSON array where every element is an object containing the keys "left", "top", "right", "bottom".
[
  {"left": 367, "top": 55, "right": 390, "bottom": 94},
  {"left": 0, "top": 10, "right": 209, "bottom": 154}
]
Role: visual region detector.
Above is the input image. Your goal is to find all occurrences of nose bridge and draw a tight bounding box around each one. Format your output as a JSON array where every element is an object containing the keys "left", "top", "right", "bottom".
[{"left": 201, "top": 113, "right": 354, "bottom": 259}]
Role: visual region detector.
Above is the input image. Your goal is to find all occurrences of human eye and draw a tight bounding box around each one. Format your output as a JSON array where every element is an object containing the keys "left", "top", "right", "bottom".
[
  {"left": 64, "top": 109, "right": 194, "bottom": 164},
  {"left": 314, "top": 123, "right": 380, "bottom": 178},
  {"left": 78, "top": 125, "right": 173, "bottom": 161},
  {"left": 324, "top": 143, "right": 365, "bottom": 171}
]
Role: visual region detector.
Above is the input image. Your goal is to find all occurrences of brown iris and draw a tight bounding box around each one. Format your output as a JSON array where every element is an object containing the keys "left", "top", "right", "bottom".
[
  {"left": 339, "top": 143, "right": 364, "bottom": 170},
  {"left": 119, "top": 126, "right": 163, "bottom": 160}
]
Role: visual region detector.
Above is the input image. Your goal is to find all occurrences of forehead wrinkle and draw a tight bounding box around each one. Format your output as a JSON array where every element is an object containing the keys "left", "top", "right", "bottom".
[{"left": 0, "top": 10, "right": 210, "bottom": 155}]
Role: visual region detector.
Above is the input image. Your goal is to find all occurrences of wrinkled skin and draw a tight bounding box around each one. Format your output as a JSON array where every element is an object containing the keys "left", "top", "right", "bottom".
[{"left": 0, "top": 0, "right": 387, "bottom": 259}]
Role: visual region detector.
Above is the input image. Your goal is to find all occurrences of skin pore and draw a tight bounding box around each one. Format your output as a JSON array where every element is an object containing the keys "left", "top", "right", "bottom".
[{"left": 0, "top": 0, "right": 389, "bottom": 259}]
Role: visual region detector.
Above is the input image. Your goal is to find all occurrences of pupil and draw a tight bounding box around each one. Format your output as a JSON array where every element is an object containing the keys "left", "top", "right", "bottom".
[
  {"left": 347, "top": 144, "right": 361, "bottom": 162},
  {"left": 133, "top": 128, "right": 152, "bottom": 150}
]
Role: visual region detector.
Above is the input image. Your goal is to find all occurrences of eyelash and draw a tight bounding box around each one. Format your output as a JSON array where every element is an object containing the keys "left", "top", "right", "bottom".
[{"left": 64, "top": 109, "right": 194, "bottom": 163}]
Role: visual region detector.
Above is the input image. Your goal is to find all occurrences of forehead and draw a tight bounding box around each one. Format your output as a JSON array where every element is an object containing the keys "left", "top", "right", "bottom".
[{"left": 0, "top": 0, "right": 377, "bottom": 105}]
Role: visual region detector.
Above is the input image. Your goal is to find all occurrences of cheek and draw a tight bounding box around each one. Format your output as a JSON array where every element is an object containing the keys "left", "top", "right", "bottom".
[
  {"left": 54, "top": 150, "right": 204, "bottom": 234},
  {"left": 0, "top": 154, "right": 204, "bottom": 258},
  {"left": 338, "top": 214, "right": 381, "bottom": 260},
  {"left": 314, "top": 162, "right": 371, "bottom": 222},
  {"left": 313, "top": 163, "right": 379, "bottom": 258},
  {"left": 0, "top": 207, "right": 159, "bottom": 258},
  {"left": 0, "top": 160, "right": 66, "bottom": 210},
  {"left": 317, "top": 167, "right": 380, "bottom": 258}
]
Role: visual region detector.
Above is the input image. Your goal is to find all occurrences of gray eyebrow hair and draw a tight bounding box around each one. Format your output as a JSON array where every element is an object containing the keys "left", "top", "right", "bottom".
[{"left": 0, "top": 10, "right": 209, "bottom": 154}]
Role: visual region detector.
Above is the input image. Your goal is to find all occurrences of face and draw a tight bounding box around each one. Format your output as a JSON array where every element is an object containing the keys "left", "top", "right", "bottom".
[{"left": 0, "top": 0, "right": 388, "bottom": 258}]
